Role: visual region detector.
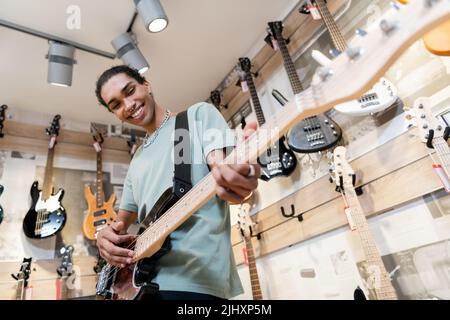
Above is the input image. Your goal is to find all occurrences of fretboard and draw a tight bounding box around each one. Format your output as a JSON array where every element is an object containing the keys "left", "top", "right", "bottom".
[
  {"left": 244, "top": 235, "right": 263, "bottom": 300},
  {"left": 42, "top": 145, "right": 55, "bottom": 200},
  {"left": 343, "top": 183, "right": 398, "bottom": 300},
  {"left": 433, "top": 138, "right": 450, "bottom": 177},
  {"left": 276, "top": 36, "right": 303, "bottom": 95},
  {"left": 15, "top": 280, "right": 24, "bottom": 300},
  {"left": 315, "top": 0, "right": 348, "bottom": 52},
  {"left": 245, "top": 72, "right": 266, "bottom": 126},
  {"left": 96, "top": 151, "right": 104, "bottom": 208}
]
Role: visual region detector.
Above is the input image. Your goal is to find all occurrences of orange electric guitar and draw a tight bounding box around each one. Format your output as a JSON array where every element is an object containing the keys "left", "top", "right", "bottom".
[
  {"left": 399, "top": 0, "right": 450, "bottom": 56},
  {"left": 82, "top": 126, "right": 117, "bottom": 240}
]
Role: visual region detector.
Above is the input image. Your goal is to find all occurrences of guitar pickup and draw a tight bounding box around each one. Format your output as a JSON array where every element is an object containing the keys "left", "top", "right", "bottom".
[
  {"left": 303, "top": 124, "right": 321, "bottom": 131},
  {"left": 93, "top": 209, "right": 107, "bottom": 217},
  {"left": 307, "top": 132, "right": 325, "bottom": 141},
  {"left": 94, "top": 219, "right": 107, "bottom": 227}
]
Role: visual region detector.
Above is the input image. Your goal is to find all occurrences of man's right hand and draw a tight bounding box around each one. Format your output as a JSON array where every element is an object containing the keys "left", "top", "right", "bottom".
[{"left": 97, "top": 221, "right": 136, "bottom": 268}]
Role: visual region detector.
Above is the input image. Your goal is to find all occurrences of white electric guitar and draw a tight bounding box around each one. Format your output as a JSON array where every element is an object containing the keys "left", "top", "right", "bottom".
[{"left": 312, "top": 50, "right": 398, "bottom": 116}]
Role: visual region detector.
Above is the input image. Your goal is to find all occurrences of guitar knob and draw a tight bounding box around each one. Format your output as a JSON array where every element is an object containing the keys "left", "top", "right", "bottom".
[
  {"left": 56, "top": 219, "right": 60, "bottom": 223},
  {"left": 345, "top": 47, "right": 363, "bottom": 60},
  {"left": 333, "top": 131, "right": 338, "bottom": 136},
  {"left": 380, "top": 19, "right": 399, "bottom": 36},
  {"left": 330, "top": 124, "right": 335, "bottom": 129},
  {"left": 324, "top": 119, "right": 329, "bottom": 124},
  {"left": 316, "top": 67, "right": 334, "bottom": 82},
  {"left": 355, "top": 28, "right": 368, "bottom": 37}
]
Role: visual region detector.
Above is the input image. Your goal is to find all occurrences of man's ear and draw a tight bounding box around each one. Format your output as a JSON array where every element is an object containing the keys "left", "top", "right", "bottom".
[{"left": 144, "top": 80, "right": 152, "bottom": 93}]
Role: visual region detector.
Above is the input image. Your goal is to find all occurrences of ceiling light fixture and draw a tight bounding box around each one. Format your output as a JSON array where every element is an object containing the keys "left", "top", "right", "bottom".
[
  {"left": 134, "top": 0, "right": 169, "bottom": 33},
  {"left": 46, "top": 41, "right": 76, "bottom": 87},
  {"left": 111, "top": 32, "right": 149, "bottom": 74}
]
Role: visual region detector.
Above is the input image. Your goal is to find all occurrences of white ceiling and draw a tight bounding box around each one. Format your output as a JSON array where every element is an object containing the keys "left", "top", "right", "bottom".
[{"left": 0, "top": 0, "right": 298, "bottom": 126}]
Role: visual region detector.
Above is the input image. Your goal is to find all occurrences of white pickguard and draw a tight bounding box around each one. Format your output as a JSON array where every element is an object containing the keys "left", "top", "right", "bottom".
[{"left": 35, "top": 190, "right": 63, "bottom": 212}]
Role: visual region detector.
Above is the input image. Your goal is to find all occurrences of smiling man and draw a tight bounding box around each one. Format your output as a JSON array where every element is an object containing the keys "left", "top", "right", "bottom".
[{"left": 94, "top": 65, "right": 260, "bottom": 300}]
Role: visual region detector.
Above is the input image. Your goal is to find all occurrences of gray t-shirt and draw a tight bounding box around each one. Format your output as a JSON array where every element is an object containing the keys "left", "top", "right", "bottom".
[{"left": 120, "top": 102, "right": 243, "bottom": 298}]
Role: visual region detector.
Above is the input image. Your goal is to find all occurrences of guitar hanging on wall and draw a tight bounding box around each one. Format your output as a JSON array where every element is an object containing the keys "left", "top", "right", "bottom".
[
  {"left": 0, "top": 105, "right": 6, "bottom": 224},
  {"left": 332, "top": 146, "right": 398, "bottom": 300},
  {"left": 266, "top": 21, "right": 342, "bottom": 153},
  {"left": 83, "top": 126, "right": 117, "bottom": 240},
  {"left": 92, "top": 1, "right": 450, "bottom": 300},
  {"left": 56, "top": 245, "right": 75, "bottom": 300},
  {"left": 11, "top": 257, "right": 33, "bottom": 300},
  {"left": 237, "top": 201, "right": 263, "bottom": 300},
  {"left": 300, "top": 0, "right": 399, "bottom": 116},
  {"left": 238, "top": 57, "right": 297, "bottom": 181},
  {"left": 407, "top": 97, "right": 450, "bottom": 192},
  {"left": 23, "top": 115, "right": 67, "bottom": 239}
]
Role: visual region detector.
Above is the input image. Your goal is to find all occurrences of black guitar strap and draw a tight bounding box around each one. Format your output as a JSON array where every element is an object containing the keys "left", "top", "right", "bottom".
[{"left": 173, "top": 110, "right": 192, "bottom": 198}]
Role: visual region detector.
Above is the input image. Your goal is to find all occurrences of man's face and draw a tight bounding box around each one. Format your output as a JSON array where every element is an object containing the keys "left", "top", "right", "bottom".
[{"left": 100, "top": 73, "right": 155, "bottom": 127}]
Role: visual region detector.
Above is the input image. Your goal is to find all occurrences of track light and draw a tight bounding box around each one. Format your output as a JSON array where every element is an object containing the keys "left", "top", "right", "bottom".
[
  {"left": 134, "top": 0, "right": 169, "bottom": 33},
  {"left": 46, "top": 41, "right": 76, "bottom": 87},
  {"left": 111, "top": 32, "right": 149, "bottom": 74}
]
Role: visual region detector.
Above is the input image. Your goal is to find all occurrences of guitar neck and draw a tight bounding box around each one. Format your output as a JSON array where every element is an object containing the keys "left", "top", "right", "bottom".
[
  {"left": 276, "top": 37, "right": 303, "bottom": 94},
  {"left": 244, "top": 235, "right": 263, "bottom": 300},
  {"left": 315, "top": 0, "right": 348, "bottom": 52},
  {"left": 42, "top": 146, "right": 55, "bottom": 200},
  {"left": 432, "top": 138, "right": 450, "bottom": 177},
  {"left": 96, "top": 151, "right": 104, "bottom": 207},
  {"left": 342, "top": 184, "right": 397, "bottom": 300},
  {"left": 245, "top": 72, "right": 266, "bottom": 126}
]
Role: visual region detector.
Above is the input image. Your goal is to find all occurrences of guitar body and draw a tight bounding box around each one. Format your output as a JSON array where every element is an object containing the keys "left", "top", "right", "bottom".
[
  {"left": 23, "top": 181, "right": 67, "bottom": 239},
  {"left": 0, "top": 184, "right": 4, "bottom": 224},
  {"left": 82, "top": 185, "right": 117, "bottom": 240},
  {"left": 257, "top": 136, "right": 297, "bottom": 181},
  {"left": 287, "top": 114, "right": 342, "bottom": 153},
  {"left": 96, "top": 188, "right": 175, "bottom": 300},
  {"left": 333, "top": 78, "right": 398, "bottom": 116}
]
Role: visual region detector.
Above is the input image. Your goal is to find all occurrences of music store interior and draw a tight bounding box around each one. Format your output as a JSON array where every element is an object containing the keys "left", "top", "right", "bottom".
[{"left": 0, "top": 0, "right": 449, "bottom": 301}]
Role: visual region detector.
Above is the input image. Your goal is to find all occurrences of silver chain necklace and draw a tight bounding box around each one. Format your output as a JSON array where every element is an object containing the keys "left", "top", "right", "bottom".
[{"left": 143, "top": 109, "right": 171, "bottom": 148}]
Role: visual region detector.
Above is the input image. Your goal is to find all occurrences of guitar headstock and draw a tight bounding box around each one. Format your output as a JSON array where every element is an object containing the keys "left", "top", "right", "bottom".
[
  {"left": 238, "top": 57, "right": 252, "bottom": 74},
  {"left": 127, "top": 133, "right": 142, "bottom": 157},
  {"left": 90, "top": 123, "right": 105, "bottom": 152},
  {"left": 407, "top": 97, "right": 446, "bottom": 143},
  {"left": 293, "top": 1, "right": 449, "bottom": 122},
  {"left": 267, "top": 21, "right": 284, "bottom": 40},
  {"left": 0, "top": 105, "right": 7, "bottom": 138},
  {"left": 11, "top": 257, "right": 32, "bottom": 287},
  {"left": 57, "top": 245, "right": 74, "bottom": 278},
  {"left": 333, "top": 146, "right": 354, "bottom": 190},
  {"left": 210, "top": 90, "right": 227, "bottom": 110},
  {"left": 236, "top": 202, "right": 256, "bottom": 239},
  {"left": 46, "top": 115, "right": 61, "bottom": 149}
]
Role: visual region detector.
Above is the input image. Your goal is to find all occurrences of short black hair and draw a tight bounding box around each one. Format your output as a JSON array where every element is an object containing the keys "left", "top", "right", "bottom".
[{"left": 95, "top": 65, "right": 146, "bottom": 109}]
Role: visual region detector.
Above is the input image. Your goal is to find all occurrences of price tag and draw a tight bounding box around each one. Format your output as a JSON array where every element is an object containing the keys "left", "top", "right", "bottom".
[
  {"left": 344, "top": 206, "right": 357, "bottom": 231},
  {"left": 433, "top": 164, "right": 450, "bottom": 193},
  {"left": 93, "top": 142, "right": 102, "bottom": 153},
  {"left": 48, "top": 136, "right": 56, "bottom": 149},
  {"left": 271, "top": 37, "right": 279, "bottom": 51},
  {"left": 240, "top": 80, "right": 249, "bottom": 93},
  {"left": 309, "top": 5, "right": 322, "bottom": 20}
]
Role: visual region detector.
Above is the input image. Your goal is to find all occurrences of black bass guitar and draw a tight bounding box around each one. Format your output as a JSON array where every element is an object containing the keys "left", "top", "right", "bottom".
[
  {"left": 23, "top": 115, "right": 67, "bottom": 239},
  {"left": 238, "top": 57, "right": 297, "bottom": 181},
  {"left": 266, "top": 21, "right": 342, "bottom": 153}
]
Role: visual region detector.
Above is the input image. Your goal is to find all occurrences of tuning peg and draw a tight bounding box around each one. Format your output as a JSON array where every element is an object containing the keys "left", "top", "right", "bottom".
[
  {"left": 345, "top": 46, "right": 363, "bottom": 61},
  {"left": 316, "top": 66, "right": 334, "bottom": 82},
  {"left": 380, "top": 19, "right": 399, "bottom": 36},
  {"left": 355, "top": 28, "right": 368, "bottom": 37},
  {"left": 390, "top": 1, "right": 401, "bottom": 10},
  {"left": 329, "top": 48, "right": 341, "bottom": 58}
]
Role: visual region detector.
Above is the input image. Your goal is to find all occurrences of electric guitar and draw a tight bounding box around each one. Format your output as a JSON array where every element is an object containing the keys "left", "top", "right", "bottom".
[
  {"left": 266, "top": 21, "right": 342, "bottom": 153},
  {"left": 332, "top": 146, "right": 397, "bottom": 300},
  {"left": 94, "top": 1, "right": 450, "bottom": 300},
  {"left": 301, "top": 0, "right": 398, "bottom": 116},
  {"left": 237, "top": 201, "right": 263, "bottom": 300},
  {"left": 82, "top": 127, "right": 117, "bottom": 240},
  {"left": 11, "top": 257, "right": 33, "bottom": 300},
  {"left": 0, "top": 184, "right": 3, "bottom": 225},
  {"left": 56, "top": 245, "right": 75, "bottom": 300},
  {"left": 238, "top": 57, "right": 297, "bottom": 181},
  {"left": 23, "top": 115, "right": 67, "bottom": 239},
  {"left": 407, "top": 96, "right": 450, "bottom": 191}
]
